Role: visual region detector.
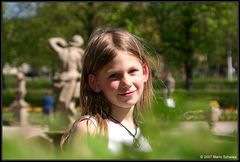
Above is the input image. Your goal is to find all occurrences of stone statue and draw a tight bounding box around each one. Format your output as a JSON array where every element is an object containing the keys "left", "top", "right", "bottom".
[
  {"left": 48, "top": 35, "right": 84, "bottom": 125},
  {"left": 10, "top": 68, "right": 29, "bottom": 126},
  {"left": 205, "top": 100, "right": 222, "bottom": 129},
  {"left": 16, "top": 70, "right": 27, "bottom": 99}
]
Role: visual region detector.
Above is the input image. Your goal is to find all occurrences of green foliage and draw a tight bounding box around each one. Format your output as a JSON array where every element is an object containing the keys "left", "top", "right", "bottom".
[
  {"left": 3, "top": 108, "right": 238, "bottom": 160},
  {"left": 3, "top": 2, "right": 237, "bottom": 69},
  {"left": 3, "top": 2, "right": 146, "bottom": 69},
  {"left": 3, "top": 75, "right": 18, "bottom": 88},
  {"left": 152, "top": 94, "right": 185, "bottom": 121},
  {"left": 184, "top": 110, "right": 238, "bottom": 121},
  {"left": 219, "top": 112, "right": 238, "bottom": 121},
  {"left": 3, "top": 75, "right": 54, "bottom": 106},
  {"left": 3, "top": 88, "right": 57, "bottom": 107},
  {"left": 148, "top": 2, "right": 238, "bottom": 89},
  {"left": 154, "top": 76, "right": 238, "bottom": 109},
  {"left": 3, "top": 136, "right": 56, "bottom": 159},
  {"left": 4, "top": 75, "right": 52, "bottom": 89},
  {"left": 175, "top": 89, "right": 237, "bottom": 108},
  {"left": 153, "top": 88, "right": 237, "bottom": 110},
  {"left": 175, "top": 78, "right": 238, "bottom": 90},
  {"left": 2, "top": 89, "right": 15, "bottom": 107}
]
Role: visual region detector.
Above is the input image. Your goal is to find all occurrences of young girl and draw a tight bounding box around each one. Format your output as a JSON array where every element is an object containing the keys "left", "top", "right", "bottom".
[{"left": 61, "top": 28, "right": 153, "bottom": 154}]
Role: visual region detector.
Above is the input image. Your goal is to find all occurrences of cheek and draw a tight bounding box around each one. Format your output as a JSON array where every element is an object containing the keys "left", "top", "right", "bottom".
[
  {"left": 134, "top": 77, "right": 145, "bottom": 89},
  {"left": 108, "top": 81, "right": 119, "bottom": 90},
  {"left": 129, "top": 73, "right": 145, "bottom": 90},
  {"left": 102, "top": 81, "right": 119, "bottom": 92}
]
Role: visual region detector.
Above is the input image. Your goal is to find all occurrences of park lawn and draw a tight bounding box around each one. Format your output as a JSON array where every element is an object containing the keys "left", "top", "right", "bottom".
[
  {"left": 2, "top": 112, "right": 44, "bottom": 126},
  {"left": 2, "top": 96, "right": 211, "bottom": 125}
]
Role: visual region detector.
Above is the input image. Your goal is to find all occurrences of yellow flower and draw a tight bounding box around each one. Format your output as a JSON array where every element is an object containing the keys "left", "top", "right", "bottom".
[
  {"left": 34, "top": 107, "right": 42, "bottom": 112},
  {"left": 210, "top": 100, "right": 220, "bottom": 108}
]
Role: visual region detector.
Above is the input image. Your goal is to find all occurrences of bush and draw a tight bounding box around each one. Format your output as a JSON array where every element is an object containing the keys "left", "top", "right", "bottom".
[
  {"left": 183, "top": 109, "right": 238, "bottom": 121},
  {"left": 3, "top": 75, "right": 52, "bottom": 89},
  {"left": 219, "top": 112, "right": 238, "bottom": 121},
  {"left": 174, "top": 89, "right": 237, "bottom": 109},
  {"left": 2, "top": 88, "right": 57, "bottom": 107},
  {"left": 175, "top": 78, "right": 237, "bottom": 90}
]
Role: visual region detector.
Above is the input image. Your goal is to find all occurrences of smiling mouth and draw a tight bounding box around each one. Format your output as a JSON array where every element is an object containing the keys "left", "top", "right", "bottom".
[{"left": 118, "top": 90, "right": 136, "bottom": 96}]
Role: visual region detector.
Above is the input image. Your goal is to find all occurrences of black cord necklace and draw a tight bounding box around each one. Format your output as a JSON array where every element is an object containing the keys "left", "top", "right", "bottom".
[{"left": 110, "top": 116, "right": 137, "bottom": 139}]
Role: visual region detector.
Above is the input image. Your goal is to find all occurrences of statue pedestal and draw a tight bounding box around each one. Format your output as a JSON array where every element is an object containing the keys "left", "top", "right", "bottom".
[{"left": 11, "top": 99, "right": 30, "bottom": 126}]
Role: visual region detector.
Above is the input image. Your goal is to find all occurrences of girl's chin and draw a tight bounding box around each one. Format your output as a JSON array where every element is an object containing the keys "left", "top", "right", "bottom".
[
  {"left": 116, "top": 101, "right": 138, "bottom": 109},
  {"left": 108, "top": 96, "right": 140, "bottom": 109}
]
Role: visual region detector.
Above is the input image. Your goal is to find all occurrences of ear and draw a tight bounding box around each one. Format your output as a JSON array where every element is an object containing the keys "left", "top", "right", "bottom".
[
  {"left": 142, "top": 64, "right": 149, "bottom": 82},
  {"left": 88, "top": 74, "right": 101, "bottom": 92}
]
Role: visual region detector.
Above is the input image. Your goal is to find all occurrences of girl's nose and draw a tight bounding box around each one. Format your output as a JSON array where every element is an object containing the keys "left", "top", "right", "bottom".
[{"left": 121, "top": 74, "right": 132, "bottom": 89}]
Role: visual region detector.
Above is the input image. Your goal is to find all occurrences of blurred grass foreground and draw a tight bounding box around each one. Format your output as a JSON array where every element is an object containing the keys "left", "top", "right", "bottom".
[{"left": 2, "top": 99, "right": 238, "bottom": 160}]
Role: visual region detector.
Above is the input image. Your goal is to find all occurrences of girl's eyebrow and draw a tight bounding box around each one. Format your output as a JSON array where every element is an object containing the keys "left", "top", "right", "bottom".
[
  {"left": 106, "top": 69, "right": 120, "bottom": 74},
  {"left": 106, "top": 65, "right": 141, "bottom": 74}
]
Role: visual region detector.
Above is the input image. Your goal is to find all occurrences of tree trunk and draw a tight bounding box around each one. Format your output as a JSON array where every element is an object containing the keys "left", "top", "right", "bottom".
[
  {"left": 3, "top": 74, "right": 5, "bottom": 89},
  {"left": 86, "top": 2, "right": 94, "bottom": 38},
  {"left": 184, "top": 60, "right": 193, "bottom": 90},
  {"left": 227, "top": 55, "right": 233, "bottom": 80},
  {"left": 227, "top": 29, "right": 233, "bottom": 81}
]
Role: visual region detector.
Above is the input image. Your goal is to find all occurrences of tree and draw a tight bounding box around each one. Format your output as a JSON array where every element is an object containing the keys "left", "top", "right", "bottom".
[
  {"left": 148, "top": 2, "right": 238, "bottom": 89},
  {"left": 3, "top": 2, "right": 148, "bottom": 71}
]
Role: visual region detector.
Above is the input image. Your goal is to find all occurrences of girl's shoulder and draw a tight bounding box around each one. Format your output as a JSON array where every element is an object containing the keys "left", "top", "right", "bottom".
[
  {"left": 61, "top": 115, "right": 99, "bottom": 149},
  {"left": 74, "top": 115, "right": 98, "bottom": 135}
]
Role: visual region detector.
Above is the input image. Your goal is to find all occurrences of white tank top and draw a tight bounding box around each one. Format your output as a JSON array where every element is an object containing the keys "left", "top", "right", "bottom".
[{"left": 107, "top": 120, "right": 152, "bottom": 154}]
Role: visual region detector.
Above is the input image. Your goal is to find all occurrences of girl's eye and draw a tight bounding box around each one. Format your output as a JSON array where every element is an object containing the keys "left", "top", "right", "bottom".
[
  {"left": 129, "top": 69, "right": 138, "bottom": 74},
  {"left": 109, "top": 73, "right": 118, "bottom": 79}
]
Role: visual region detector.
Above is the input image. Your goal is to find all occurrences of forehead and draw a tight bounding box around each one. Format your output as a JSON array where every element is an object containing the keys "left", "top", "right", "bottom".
[
  {"left": 100, "top": 52, "right": 142, "bottom": 72},
  {"left": 108, "top": 52, "right": 141, "bottom": 66}
]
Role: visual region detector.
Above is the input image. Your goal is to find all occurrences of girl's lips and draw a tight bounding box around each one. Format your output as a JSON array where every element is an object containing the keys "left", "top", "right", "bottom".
[{"left": 118, "top": 90, "right": 136, "bottom": 96}]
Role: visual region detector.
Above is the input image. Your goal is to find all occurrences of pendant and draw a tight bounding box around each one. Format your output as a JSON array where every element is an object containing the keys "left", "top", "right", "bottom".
[{"left": 133, "top": 138, "right": 140, "bottom": 148}]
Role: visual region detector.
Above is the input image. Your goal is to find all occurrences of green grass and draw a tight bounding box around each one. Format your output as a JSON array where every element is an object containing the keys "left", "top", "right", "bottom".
[
  {"left": 2, "top": 98, "right": 238, "bottom": 159},
  {"left": 2, "top": 112, "right": 44, "bottom": 126},
  {"left": 3, "top": 110, "right": 238, "bottom": 160}
]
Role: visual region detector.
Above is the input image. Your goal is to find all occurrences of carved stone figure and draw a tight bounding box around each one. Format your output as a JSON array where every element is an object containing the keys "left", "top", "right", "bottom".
[
  {"left": 206, "top": 100, "right": 222, "bottom": 129},
  {"left": 16, "top": 70, "right": 27, "bottom": 99},
  {"left": 10, "top": 69, "right": 29, "bottom": 126},
  {"left": 48, "top": 35, "right": 84, "bottom": 125}
]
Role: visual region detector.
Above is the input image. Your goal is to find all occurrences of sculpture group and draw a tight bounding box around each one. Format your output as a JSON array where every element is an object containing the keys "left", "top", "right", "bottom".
[
  {"left": 48, "top": 35, "right": 84, "bottom": 125},
  {"left": 6, "top": 34, "right": 84, "bottom": 128}
]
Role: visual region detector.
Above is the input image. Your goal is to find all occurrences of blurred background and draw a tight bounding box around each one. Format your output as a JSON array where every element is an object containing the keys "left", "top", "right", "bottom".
[{"left": 2, "top": 2, "right": 238, "bottom": 160}]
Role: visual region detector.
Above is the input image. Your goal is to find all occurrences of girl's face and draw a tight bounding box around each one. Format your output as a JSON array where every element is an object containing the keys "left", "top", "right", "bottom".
[{"left": 89, "top": 52, "right": 149, "bottom": 109}]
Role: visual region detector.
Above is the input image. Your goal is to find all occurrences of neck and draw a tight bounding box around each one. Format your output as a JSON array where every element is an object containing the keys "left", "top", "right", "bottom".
[{"left": 110, "top": 105, "right": 135, "bottom": 129}]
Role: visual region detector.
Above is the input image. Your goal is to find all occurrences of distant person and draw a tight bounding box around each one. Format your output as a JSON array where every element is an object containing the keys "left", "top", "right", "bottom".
[
  {"left": 163, "top": 72, "right": 175, "bottom": 108},
  {"left": 42, "top": 91, "right": 54, "bottom": 120},
  {"left": 163, "top": 72, "right": 175, "bottom": 98}
]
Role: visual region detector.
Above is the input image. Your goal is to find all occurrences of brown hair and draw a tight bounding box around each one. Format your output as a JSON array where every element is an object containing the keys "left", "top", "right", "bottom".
[{"left": 60, "top": 28, "right": 153, "bottom": 149}]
